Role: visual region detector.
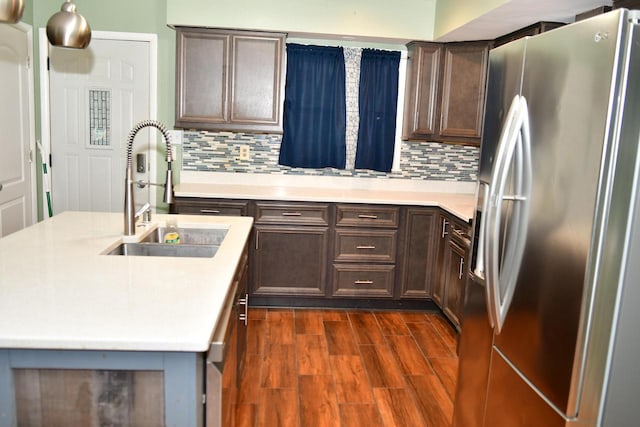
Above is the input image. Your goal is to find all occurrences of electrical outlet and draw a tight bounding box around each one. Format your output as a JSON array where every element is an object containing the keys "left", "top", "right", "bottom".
[{"left": 239, "top": 145, "right": 250, "bottom": 160}]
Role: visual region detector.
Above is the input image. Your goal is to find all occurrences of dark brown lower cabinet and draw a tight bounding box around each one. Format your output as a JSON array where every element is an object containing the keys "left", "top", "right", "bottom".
[
  {"left": 431, "top": 213, "right": 450, "bottom": 307},
  {"left": 442, "top": 236, "right": 467, "bottom": 331},
  {"left": 172, "top": 197, "right": 471, "bottom": 312},
  {"left": 252, "top": 225, "right": 329, "bottom": 296},
  {"left": 400, "top": 208, "right": 439, "bottom": 299}
]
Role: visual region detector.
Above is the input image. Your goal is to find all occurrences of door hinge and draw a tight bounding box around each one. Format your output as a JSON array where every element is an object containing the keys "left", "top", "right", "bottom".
[
  {"left": 29, "top": 148, "right": 33, "bottom": 164},
  {"left": 202, "top": 393, "right": 206, "bottom": 405},
  {"left": 47, "top": 56, "right": 50, "bottom": 71},
  {"left": 49, "top": 154, "right": 52, "bottom": 168},
  {"left": 26, "top": 55, "right": 31, "bottom": 69}
]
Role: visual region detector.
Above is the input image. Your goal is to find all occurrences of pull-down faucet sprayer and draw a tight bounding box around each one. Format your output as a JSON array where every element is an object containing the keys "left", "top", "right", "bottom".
[{"left": 124, "top": 120, "right": 174, "bottom": 236}]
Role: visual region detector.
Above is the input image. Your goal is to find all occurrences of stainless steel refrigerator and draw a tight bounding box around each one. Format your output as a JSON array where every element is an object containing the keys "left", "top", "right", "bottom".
[{"left": 453, "top": 9, "right": 640, "bottom": 427}]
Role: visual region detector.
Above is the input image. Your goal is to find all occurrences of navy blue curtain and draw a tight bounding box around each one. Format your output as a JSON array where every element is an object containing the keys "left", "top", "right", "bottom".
[
  {"left": 279, "top": 44, "right": 346, "bottom": 169},
  {"left": 355, "top": 49, "right": 401, "bottom": 172}
]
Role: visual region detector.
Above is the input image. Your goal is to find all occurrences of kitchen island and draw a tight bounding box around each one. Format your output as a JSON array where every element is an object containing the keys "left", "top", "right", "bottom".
[{"left": 0, "top": 211, "right": 253, "bottom": 427}]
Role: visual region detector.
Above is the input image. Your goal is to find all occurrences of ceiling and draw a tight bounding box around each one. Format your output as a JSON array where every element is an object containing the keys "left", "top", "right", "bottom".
[{"left": 436, "top": 0, "right": 614, "bottom": 41}]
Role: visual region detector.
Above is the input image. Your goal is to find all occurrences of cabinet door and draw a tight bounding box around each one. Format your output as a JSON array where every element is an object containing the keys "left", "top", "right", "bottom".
[
  {"left": 431, "top": 213, "right": 450, "bottom": 307},
  {"left": 176, "top": 29, "right": 229, "bottom": 125},
  {"left": 399, "top": 208, "right": 438, "bottom": 299},
  {"left": 252, "top": 225, "right": 329, "bottom": 296},
  {"left": 402, "top": 43, "right": 442, "bottom": 139},
  {"left": 175, "top": 28, "right": 285, "bottom": 133},
  {"left": 443, "top": 237, "right": 466, "bottom": 331},
  {"left": 231, "top": 34, "right": 284, "bottom": 129},
  {"left": 439, "top": 42, "right": 489, "bottom": 143}
]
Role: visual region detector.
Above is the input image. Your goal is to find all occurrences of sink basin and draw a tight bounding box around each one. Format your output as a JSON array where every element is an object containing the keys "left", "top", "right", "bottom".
[
  {"left": 106, "top": 242, "right": 219, "bottom": 258},
  {"left": 140, "top": 226, "right": 228, "bottom": 245}
]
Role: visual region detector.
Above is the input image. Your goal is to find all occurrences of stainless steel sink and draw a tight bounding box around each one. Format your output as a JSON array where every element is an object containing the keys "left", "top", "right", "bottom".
[
  {"left": 140, "top": 227, "right": 228, "bottom": 245},
  {"left": 106, "top": 242, "right": 219, "bottom": 258}
]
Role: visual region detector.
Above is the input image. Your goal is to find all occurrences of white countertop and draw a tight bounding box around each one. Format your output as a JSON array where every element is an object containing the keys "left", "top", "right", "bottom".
[
  {"left": 0, "top": 212, "right": 253, "bottom": 352},
  {"left": 176, "top": 172, "right": 478, "bottom": 222}
]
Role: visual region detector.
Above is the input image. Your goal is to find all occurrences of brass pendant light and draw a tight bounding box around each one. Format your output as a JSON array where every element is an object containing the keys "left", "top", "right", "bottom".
[
  {"left": 0, "top": 0, "right": 24, "bottom": 23},
  {"left": 46, "top": 0, "right": 91, "bottom": 49}
]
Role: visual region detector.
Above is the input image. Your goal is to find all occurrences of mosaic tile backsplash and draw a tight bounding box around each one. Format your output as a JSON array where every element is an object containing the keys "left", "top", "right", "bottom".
[{"left": 181, "top": 131, "right": 479, "bottom": 182}]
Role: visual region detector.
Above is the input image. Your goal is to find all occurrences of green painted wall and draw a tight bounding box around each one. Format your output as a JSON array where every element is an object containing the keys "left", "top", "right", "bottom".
[
  {"left": 167, "top": 0, "right": 438, "bottom": 42},
  {"left": 434, "top": 0, "right": 509, "bottom": 39}
]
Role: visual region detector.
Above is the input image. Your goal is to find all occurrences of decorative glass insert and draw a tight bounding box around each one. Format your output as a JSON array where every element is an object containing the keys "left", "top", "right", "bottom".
[{"left": 89, "top": 89, "right": 111, "bottom": 147}]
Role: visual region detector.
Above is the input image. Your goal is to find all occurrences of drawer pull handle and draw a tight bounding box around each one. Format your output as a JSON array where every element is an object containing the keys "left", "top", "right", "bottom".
[
  {"left": 356, "top": 245, "right": 376, "bottom": 250},
  {"left": 358, "top": 214, "right": 378, "bottom": 219},
  {"left": 354, "top": 280, "right": 374, "bottom": 285},
  {"left": 442, "top": 218, "right": 449, "bottom": 238},
  {"left": 459, "top": 258, "right": 464, "bottom": 279},
  {"left": 200, "top": 209, "right": 221, "bottom": 214},
  {"left": 282, "top": 212, "right": 302, "bottom": 216}
]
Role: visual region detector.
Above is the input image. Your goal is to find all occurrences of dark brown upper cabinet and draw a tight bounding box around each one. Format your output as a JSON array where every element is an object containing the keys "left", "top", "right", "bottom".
[
  {"left": 175, "top": 28, "right": 286, "bottom": 133},
  {"left": 493, "top": 22, "right": 564, "bottom": 47},
  {"left": 402, "top": 41, "right": 489, "bottom": 146}
]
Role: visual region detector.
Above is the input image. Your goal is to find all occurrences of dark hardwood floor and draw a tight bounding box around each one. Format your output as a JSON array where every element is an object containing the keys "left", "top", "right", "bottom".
[{"left": 235, "top": 308, "right": 459, "bottom": 426}]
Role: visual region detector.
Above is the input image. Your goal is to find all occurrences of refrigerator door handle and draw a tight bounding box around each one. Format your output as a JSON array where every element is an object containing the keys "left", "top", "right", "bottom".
[
  {"left": 485, "top": 96, "right": 533, "bottom": 334},
  {"left": 482, "top": 95, "right": 521, "bottom": 330}
]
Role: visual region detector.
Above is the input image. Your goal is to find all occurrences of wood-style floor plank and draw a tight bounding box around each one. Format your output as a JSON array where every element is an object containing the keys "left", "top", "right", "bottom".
[
  {"left": 298, "top": 375, "right": 340, "bottom": 427},
  {"left": 294, "top": 309, "right": 325, "bottom": 335},
  {"left": 257, "top": 388, "right": 299, "bottom": 427},
  {"left": 322, "top": 310, "right": 349, "bottom": 321},
  {"left": 246, "top": 319, "right": 266, "bottom": 355},
  {"left": 407, "top": 321, "right": 455, "bottom": 358},
  {"left": 266, "top": 310, "right": 295, "bottom": 345},
  {"left": 235, "top": 403, "right": 257, "bottom": 427},
  {"left": 347, "top": 311, "right": 386, "bottom": 345},
  {"left": 386, "top": 334, "right": 434, "bottom": 376},
  {"left": 425, "top": 313, "right": 458, "bottom": 352},
  {"left": 339, "top": 404, "right": 384, "bottom": 427},
  {"left": 260, "top": 344, "right": 297, "bottom": 388},
  {"left": 405, "top": 374, "right": 454, "bottom": 427},
  {"left": 374, "top": 387, "right": 426, "bottom": 427},
  {"left": 296, "top": 334, "right": 331, "bottom": 376},
  {"left": 247, "top": 308, "right": 267, "bottom": 320},
  {"left": 330, "top": 355, "right": 374, "bottom": 404},
  {"left": 400, "top": 311, "right": 430, "bottom": 323},
  {"left": 360, "top": 344, "right": 405, "bottom": 388},
  {"left": 429, "top": 357, "right": 459, "bottom": 400},
  {"left": 375, "top": 312, "right": 411, "bottom": 336},
  {"left": 238, "top": 353, "right": 263, "bottom": 405},
  {"left": 324, "top": 320, "right": 359, "bottom": 356}
]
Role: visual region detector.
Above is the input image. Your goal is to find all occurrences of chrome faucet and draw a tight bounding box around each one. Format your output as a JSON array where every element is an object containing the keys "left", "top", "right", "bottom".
[{"left": 124, "top": 120, "right": 174, "bottom": 235}]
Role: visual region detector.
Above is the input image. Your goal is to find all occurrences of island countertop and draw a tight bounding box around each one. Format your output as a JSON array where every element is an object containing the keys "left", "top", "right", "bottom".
[{"left": 0, "top": 211, "right": 253, "bottom": 353}]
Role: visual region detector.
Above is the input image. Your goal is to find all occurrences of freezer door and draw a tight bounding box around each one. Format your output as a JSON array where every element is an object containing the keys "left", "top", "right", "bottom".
[{"left": 489, "top": 10, "right": 626, "bottom": 418}]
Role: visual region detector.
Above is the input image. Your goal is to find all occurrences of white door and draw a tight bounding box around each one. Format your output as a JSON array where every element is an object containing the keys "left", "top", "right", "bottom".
[
  {"left": 47, "top": 34, "right": 155, "bottom": 214},
  {"left": 0, "top": 24, "right": 35, "bottom": 237}
]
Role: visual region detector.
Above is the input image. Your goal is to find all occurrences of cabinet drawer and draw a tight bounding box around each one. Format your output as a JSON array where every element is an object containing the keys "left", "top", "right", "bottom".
[
  {"left": 332, "top": 264, "right": 395, "bottom": 298},
  {"left": 336, "top": 205, "right": 399, "bottom": 228},
  {"left": 334, "top": 230, "right": 397, "bottom": 262},
  {"left": 172, "top": 199, "right": 248, "bottom": 216},
  {"left": 255, "top": 202, "right": 330, "bottom": 226}
]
